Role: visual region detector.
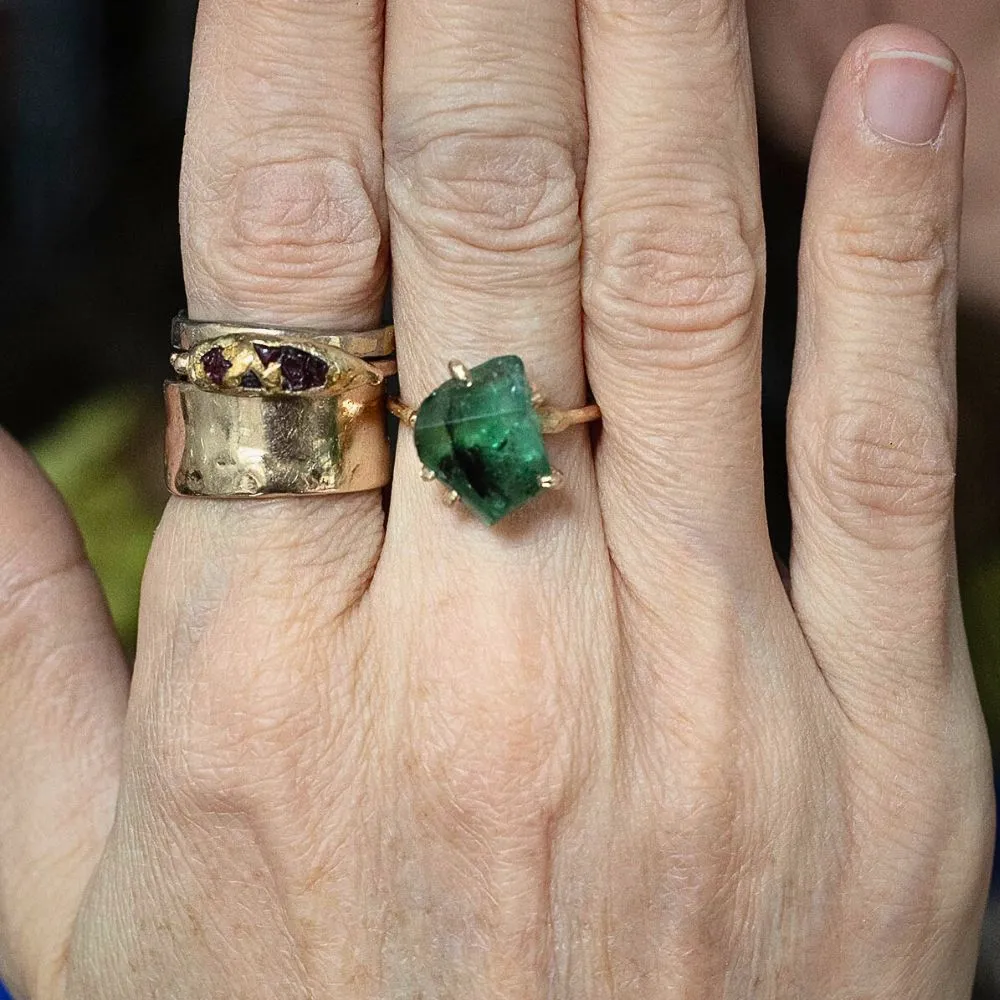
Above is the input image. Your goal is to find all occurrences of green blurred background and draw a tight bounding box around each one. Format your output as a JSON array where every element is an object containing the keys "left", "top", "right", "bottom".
[{"left": 0, "top": 0, "right": 997, "bottom": 994}]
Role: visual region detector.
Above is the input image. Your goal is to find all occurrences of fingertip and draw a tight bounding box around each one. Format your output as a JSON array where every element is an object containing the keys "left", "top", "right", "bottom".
[
  {"left": 802, "top": 22, "right": 966, "bottom": 272},
  {"left": 819, "top": 24, "right": 965, "bottom": 154}
]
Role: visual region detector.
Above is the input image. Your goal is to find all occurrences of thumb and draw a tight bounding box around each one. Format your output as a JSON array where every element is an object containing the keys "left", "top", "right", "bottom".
[{"left": 0, "top": 429, "right": 128, "bottom": 999}]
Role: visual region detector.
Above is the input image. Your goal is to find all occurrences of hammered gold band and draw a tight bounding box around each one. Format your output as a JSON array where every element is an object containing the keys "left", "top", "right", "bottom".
[{"left": 165, "top": 316, "right": 395, "bottom": 499}]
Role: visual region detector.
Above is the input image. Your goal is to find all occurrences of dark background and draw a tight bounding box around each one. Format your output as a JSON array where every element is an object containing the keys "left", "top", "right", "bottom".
[
  {"left": 1, "top": 0, "right": 191, "bottom": 438},
  {"left": 0, "top": 0, "right": 997, "bottom": 995}
]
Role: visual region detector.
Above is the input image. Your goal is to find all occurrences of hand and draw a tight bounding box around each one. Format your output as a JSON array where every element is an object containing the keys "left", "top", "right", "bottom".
[{"left": 0, "top": 2, "right": 992, "bottom": 997}]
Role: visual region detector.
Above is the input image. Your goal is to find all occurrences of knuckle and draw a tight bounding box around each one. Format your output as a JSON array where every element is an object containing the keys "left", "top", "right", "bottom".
[
  {"left": 811, "top": 209, "right": 951, "bottom": 302},
  {"left": 384, "top": 130, "right": 581, "bottom": 265},
  {"left": 153, "top": 689, "right": 301, "bottom": 812},
  {"left": 804, "top": 393, "right": 955, "bottom": 541},
  {"left": 847, "top": 734, "right": 994, "bottom": 950},
  {"left": 583, "top": 202, "right": 761, "bottom": 367},
  {"left": 153, "top": 665, "right": 360, "bottom": 819},
  {"left": 414, "top": 683, "right": 593, "bottom": 844},
  {"left": 183, "top": 153, "right": 385, "bottom": 314},
  {"left": 620, "top": 756, "right": 741, "bottom": 934},
  {"left": 142, "top": 605, "right": 370, "bottom": 819}
]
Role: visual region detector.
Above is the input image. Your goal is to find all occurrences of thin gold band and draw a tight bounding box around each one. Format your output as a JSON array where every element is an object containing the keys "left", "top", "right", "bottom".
[
  {"left": 387, "top": 397, "right": 601, "bottom": 435},
  {"left": 169, "top": 334, "right": 397, "bottom": 398}
]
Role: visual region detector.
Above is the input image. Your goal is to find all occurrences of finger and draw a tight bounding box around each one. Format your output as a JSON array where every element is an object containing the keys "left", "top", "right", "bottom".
[
  {"left": 375, "top": 4, "right": 612, "bottom": 993},
  {"left": 787, "top": 26, "right": 966, "bottom": 713},
  {"left": 0, "top": 431, "right": 128, "bottom": 998},
  {"left": 381, "top": 0, "right": 596, "bottom": 545},
  {"left": 166, "top": 0, "right": 390, "bottom": 611},
  {"left": 579, "top": 0, "right": 771, "bottom": 608},
  {"left": 131, "top": 0, "right": 388, "bottom": 758},
  {"left": 85, "top": 3, "right": 390, "bottom": 984}
]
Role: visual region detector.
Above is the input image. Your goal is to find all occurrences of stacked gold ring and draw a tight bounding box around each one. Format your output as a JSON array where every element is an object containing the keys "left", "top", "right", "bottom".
[{"left": 165, "top": 316, "right": 396, "bottom": 498}]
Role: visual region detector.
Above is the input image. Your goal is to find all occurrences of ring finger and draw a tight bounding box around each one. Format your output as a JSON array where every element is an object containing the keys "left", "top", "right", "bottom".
[
  {"left": 380, "top": 0, "right": 593, "bottom": 548},
  {"left": 373, "top": 3, "right": 615, "bottom": 988}
]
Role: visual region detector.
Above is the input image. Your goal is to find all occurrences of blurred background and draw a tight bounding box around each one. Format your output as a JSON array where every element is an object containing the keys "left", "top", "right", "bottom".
[{"left": 0, "top": 1, "right": 997, "bottom": 996}]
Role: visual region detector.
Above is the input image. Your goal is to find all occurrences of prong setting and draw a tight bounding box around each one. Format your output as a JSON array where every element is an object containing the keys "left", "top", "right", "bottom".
[
  {"left": 448, "top": 360, "right": 472, "bottom": 386},
  {"left": 401, "top": 355, "right": 601, "bottom": 524}
]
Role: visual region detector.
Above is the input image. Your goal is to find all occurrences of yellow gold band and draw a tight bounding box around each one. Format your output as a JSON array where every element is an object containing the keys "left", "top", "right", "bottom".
[
  {"left": 170, "top": 334, "right": 395, "bottom": 397},
  {"left": 165, "top": 380, "right": 392, "bottom": 498}
]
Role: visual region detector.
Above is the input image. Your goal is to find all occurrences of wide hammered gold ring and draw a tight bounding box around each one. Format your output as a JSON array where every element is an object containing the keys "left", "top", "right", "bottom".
[{"left": 164, "top": 316, "right": 396, "bottom": 499}]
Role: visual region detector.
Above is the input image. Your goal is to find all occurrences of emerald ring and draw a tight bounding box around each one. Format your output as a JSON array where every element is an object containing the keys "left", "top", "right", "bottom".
[{"left": 388, "top": 356, "right": 601, "bottom": 525}]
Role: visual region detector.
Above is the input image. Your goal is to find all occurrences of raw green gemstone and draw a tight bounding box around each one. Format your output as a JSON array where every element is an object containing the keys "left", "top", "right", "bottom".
[{"left": 414, "top": 356, "right": 552, "bottom": 525}]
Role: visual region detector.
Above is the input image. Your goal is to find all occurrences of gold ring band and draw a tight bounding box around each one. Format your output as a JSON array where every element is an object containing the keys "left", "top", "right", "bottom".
[
  {"left": 171, "top": 314, "right": 396, "bottom": 359},
  {"left": 170, "top": 333, "right": 395, "bottom": 397},
  {"left": 165, "top": 314, "right": 395, "bottom": 498},
  {"left": 165, "top": 380, "right": 391, "bottom": 498}
]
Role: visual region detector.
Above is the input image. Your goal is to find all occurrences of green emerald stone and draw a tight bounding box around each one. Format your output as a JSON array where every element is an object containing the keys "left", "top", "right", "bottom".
[{"left": 414, "top": 356, "right": 551, "bottom": 525}]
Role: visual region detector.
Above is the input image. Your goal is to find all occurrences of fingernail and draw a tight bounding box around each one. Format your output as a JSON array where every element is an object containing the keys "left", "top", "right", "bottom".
[{"left": 864, "top": 50, "right": 955, "bottom": 145}]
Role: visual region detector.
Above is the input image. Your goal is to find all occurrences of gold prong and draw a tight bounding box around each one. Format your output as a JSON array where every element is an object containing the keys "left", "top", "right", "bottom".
[
  {"left": 531, "top": 386, "right": 545, "bottom": 407},
  {"left": 387, "top": 398, "right": 418, "bottom": 427},
  {"left": 539, "top": 469, "right": 565, "bottom": 490},
  {"left": 448, "top": 360, "right": 472, "bottom": 386},
  {"left": 537, "top": 403, "right": 602, "bottom": 435},
  {"left": 421, "top": 466, "right": 437, "bottom": 482},
  {"left": 445, "top": 489, "right": 460, "bottom": 506}
]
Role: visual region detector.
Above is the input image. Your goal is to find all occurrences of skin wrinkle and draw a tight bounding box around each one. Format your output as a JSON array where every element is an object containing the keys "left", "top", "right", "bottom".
[
  {"left": 793, "top": 404, "right": 956, "bottom": 550},
  {"left": 231, "top": 161, "right": 379, "bottom": 251}
]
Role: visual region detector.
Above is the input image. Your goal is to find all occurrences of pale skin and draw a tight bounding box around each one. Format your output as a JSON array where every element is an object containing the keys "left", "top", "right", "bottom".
[{"left": 0, "top": 0, "right": 994, "bottom": 997}]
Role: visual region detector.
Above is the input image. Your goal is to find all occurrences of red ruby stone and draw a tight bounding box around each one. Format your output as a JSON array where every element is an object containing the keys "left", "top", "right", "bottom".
[
  {"left": 253, "top": 343, "right": 328, "bottom": 391},
  {"left": 254, "top": 344, "right": 282, "bottom": 366},
  {"left": 201, "top": 347, "right": 232, "bottom": 385},
  {"left": 279, "top": 348, "right": 329, "bottom": 391}
]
